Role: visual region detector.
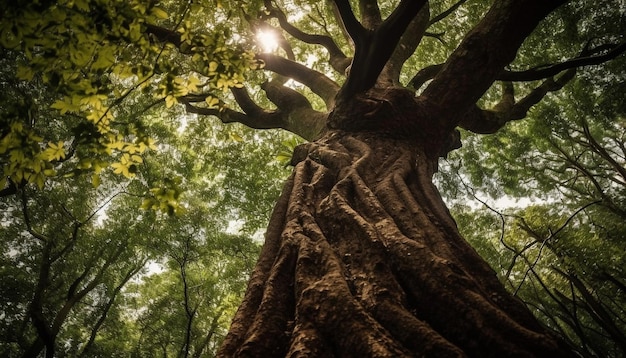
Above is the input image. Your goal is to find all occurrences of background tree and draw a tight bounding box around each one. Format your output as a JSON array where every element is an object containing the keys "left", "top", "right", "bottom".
[
  {"left": 0, "top": 45, "right": 288, "bottom": 357},
  {"left": 440, "top": 55, "right": 626, "bottom": 357},
  {"left": 2, "top": 0, "right": 625, "bottom": 356}
]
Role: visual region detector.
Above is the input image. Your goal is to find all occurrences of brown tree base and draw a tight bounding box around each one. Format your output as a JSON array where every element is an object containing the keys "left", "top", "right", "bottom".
[{"left": 219, "top": 131, "right": 572, "bottom": 357}]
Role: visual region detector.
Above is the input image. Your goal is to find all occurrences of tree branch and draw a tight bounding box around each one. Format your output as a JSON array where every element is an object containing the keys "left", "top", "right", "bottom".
[
  {"left": 458, "top": 69, "right": 575, "bottom": 134},
  {"left": 256, "top": 53, "right": 339, "bottom": 108},
  {"left": 500, "top": 42, "right": 626, "bottom": 81},
  {"left": 429, "top": 0, "right": 470, "bottom": 25},
  {"left": 410, "top": 42, "right": 624, "bottom": 92},
  {"left": 80, "top": 261, "right": 146, "bottom": 356},
  {"left": 381, "top": 3, "right": 430, "bottom": 86},
  {"left": 262, "top": 1, "right": 350, "bottom": 73},
  {"left": 332, "top": 0, "right": 367, "bottom": 47},
  {"left": 409, "top": 63, "right": 443, "bottom": 91},
  {"left": 358, "top": 0, "right": 382, "bottom": 30},
  {"left": 581, "top": 116, "right": 626, "bottom": 184},
  {"left": 259, "top": 81, "right": 328, "bottom": 140},
  {"left": 339, "top": 0, "right": 428, "bottom": 96},
  {"left": 411, "top": 42, "right": 624, "bottom": 91},
  {"left": 145, "top": 20, "right": 330, "bottom": 138},
  {"left": 182, "top": 87, "right": 325, "bottom": 140},
  {"left": 180, "top": 98, "right": 284, "bottom": 130},
  {"left": 21, "top": 190, "right": 49, "bottom": 242},
  {"left": 422, "top": 0, "right": 568, "bottom": 127},
  {"left": 262, "top": 80, "right": 311, "bottom": 111},
  {"left": 145, "top": 23, "right": 183, "bottom": 48}
]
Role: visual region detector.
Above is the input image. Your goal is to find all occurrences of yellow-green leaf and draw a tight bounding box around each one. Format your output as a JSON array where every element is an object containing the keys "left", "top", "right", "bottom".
[
  {"left": 111, "top": 162, "right": 134, "bottom": 178},
  {"left": 151, "top": 7, "right": 169, "bottom": 19},
  {"left": 43, "top": 141, "right": 65, "bottom": 161},
  {"left": 16, "top": 65, "right": 34, "bottom": 81},
  {"left": 92, "top": 173, "right": 101, "bottom": 188},
  {"left": 229, "top": 132, "right": 244, "bottom": 142},
  {"left": 34, "top": 173, "right": 45, "bottom": 189},
  {"left": 165, "top": 95, "right": 177, "bottom": 108},
  {"left": 205, "top": 96, "right": 219, "bottom": 109},
  {"left": 131, "top": 154, "right": 143, "bottom": 163}
]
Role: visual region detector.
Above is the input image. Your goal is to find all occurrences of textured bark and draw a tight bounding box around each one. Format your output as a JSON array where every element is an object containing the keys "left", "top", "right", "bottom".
[
  {"left": 212, "top": 0, "right": 590, "bottom": 355},
  {"left": 219, "top": 127, "right": 572, "bottom": 357}
]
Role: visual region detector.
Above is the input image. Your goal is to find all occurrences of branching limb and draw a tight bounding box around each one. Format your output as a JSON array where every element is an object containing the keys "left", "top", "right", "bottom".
[
  {"left": 581, "top": 116, "right": 626, "bottom": 184},
  {"left": 262, "top": 1, "right": 350, "bottom": 72},
  {"left": 333, "top": 0, "right": 368, "bottom": 47},
  {"left": 500, "top": 42, "right": 626, "bottom": 81},
  {"left": 258, "top": 82, "right": 328, "bottom": 140},
  {"left": 553, "top": 267, "right": 626, "bottom": 350},
  {"left": 262, "top": 81, "right": 312, "bottom": 111},
  {"left": 381, "top": 3, "right": 430, "bottom": 86},
  {"left": 257, "top": 53, "right": 339, "bottom": 108},
  {"left": 358, "top": 0, "right": 382, "bottom": 29},
  {"left": 182, "top": 86, "right": 325, "bottom": 140},
  {"left": 411, "top": 43, "right": 624, "bottom": 90},
  {"left": 180, "top": 97, "right": 285, "bottom": 130},
  {"left": 409, "top": 63, "right": 443, "bottom": 91},
  {"left": 79, "top": 261, "right": 146, "bottom": 356},
  {"left": 21, "top": 190, "right": 49, "bottom": 242},
  {"left": 336, "top": 0, "right": 428, "bottom": 96},
  {"left": 145, "top": 21, "right": 332, "bottom": 137},
  {"left": 421, "top": 0, "right": 568, "bottom": 126},
  {"left": 429, "top": 0, "right": 470, "bottom": 25},
  {"left": 458, "top": 69, "right": 575, "bottom": 134}
]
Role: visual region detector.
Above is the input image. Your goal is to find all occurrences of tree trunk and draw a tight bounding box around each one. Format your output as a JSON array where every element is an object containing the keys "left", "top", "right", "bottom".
[{"left": 219, "top": 127, "right": 573, "bottom": 357}]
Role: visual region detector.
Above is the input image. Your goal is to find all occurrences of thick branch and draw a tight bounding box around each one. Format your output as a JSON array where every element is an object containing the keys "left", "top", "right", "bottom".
[
  {"left": 422, "top": 0, "right": 568, "bottom": 126},
  {"left": 409, "top": 64, "right": 443, "bottom": 91},
  {"left": 263, "top": 3, "right": 350, "bottom": 73},
  {"left": 411, "top": 42, "right": 625, "bottom": 91},
  {"left": 262, "top": 81, "right": 312, "bottom": 110},
  {"left": 182, "top": 87, "right": 325, "bottom": 140},
  {"left": 261, "top": 82, "right": 328, "bottom": 140},
  {"left": 458, "top": 69, "right": 575, "bottom": 134},
  {"left": 358, "top": 0, "right": 382, "bottom": 30},
  {"left": 145, "top": 22, "right": 331, "bottom": 138},
  {"left": 500, "top": 42, "right": 626, "bottom": 81},
  {"left": 181, "top": 98, "right": 285, "bottom": 130},
  {"left": 146, "top": 22, "right": 337, "bottom": 106},
  {"left": 381, "top": 3, "right": 430, "bottom": 86},
  {"left": 339, "top": 0, "right": 428, "bottom": 96},
  {"left": 333, "top": 0, "right": 368, "bottom": 47},
  {"left": 256, "top": 53, "right": 339, "bottom": 108}
]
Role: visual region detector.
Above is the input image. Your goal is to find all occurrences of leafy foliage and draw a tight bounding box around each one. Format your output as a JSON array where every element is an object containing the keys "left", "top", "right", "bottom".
[
  {"left": 0, "top": 0, "right": 262, "bottom": 194},
  {"left": 440, "top": 58, "right": 626, "bottom": 356},
  {"left": 2, "top": 0, "right": 625, "bottom": 356},
  {"left": 0, "top": 32, "right": 290, "bottom": 356}
]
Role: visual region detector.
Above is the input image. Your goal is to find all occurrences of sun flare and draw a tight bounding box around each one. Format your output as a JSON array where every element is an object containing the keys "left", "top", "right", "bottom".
[{"left": 256, "top": 30, "right": 279, "bottom": 52}]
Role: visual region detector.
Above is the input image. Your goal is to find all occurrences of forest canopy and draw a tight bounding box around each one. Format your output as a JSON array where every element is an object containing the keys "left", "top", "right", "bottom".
[{"left": 1, "top": 0, "right": 625, "bottom": 357}]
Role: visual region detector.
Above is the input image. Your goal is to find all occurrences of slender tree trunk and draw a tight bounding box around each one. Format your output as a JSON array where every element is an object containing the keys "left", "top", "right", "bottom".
[{"left": 219, "top": 130, "right": 572, "bottom": 357}]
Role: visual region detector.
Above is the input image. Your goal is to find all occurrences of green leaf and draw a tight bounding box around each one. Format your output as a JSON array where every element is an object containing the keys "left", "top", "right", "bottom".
[
  {"left": 229, "top": 132, "right": 243, "bottom": 142},
  {"left": 42, "top": 141, "right": 65, "bottom": 161},
  {"left": 92, "top": 173, "right": 101, "bottom": 188},
  {"left": 151, "top": 7, "right": 169, "bottom": 19}
]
